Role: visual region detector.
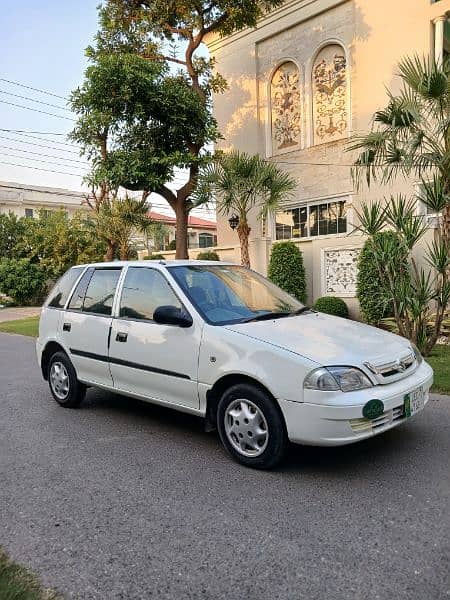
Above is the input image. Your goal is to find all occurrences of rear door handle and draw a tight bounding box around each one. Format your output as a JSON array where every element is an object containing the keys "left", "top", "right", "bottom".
[
  {"left": 63, "top": 322, "right": 71, "bottom": 332},
  {"left": 116, "top": 332, "right": 128, "bottom": 343}
]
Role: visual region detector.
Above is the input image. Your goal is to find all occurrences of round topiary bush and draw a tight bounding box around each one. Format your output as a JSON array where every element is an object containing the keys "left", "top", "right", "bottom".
[
  {"left": 268, "top": 241, "right": 306, "bottom": 303},
  {"left": 0, "top": 258, "right": 46, "bottom": 305},
  {"left": 313, "top": 296, "right": 349, "bottom": 318},
  {"left": 356, "top": 231, "right": 407, "bottom": 325},
  {"left": 196, "top": 250, "right": 220, "bottom": 261}
]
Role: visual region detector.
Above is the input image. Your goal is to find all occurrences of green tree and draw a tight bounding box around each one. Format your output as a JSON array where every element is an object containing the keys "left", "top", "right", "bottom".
[
  {"left": 268, "top": 241, "right": 306, "bottom": 303},
  {"left": 349, "top": 55, "right": 450, "bottom": 244},
  {"left": 16, "top": 209, "right": 105, "bottom": 279},
  {"left": 194, "top": 151, "right": 296, "bottom": 267},
  {"left": 0, "top": 213, "right": 25, "bottom": 259},
  {"left": 82, "top": 0, "right": 286, "bottom": 259},
  {"left": 146, "top": 221, "right": 170, "bottom": 252},
  {"left": 0, "top": 258, "right": 46, "bottom": 305}
]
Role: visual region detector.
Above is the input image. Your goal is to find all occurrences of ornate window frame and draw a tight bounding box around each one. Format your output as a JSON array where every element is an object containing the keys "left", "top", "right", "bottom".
[
  {"left": 266, "top": 58, "right": 304, "bottom": 157},
  {"left": 306, "top": 39, "right": 352, "bottom": 148}
]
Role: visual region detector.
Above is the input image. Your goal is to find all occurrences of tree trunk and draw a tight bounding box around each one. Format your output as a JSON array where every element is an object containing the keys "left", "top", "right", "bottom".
[
  {"left": 104, "top": 240, "right": 117, "bottom": 262},
  {"left": 443, "top": 204, "right": 450, "bottom": 247},
  {"left": 237, "top": 222, "right": 251, "bottom": 268},
  {"left": 174, "top": 199, "right": 189, "bottom": 259}
]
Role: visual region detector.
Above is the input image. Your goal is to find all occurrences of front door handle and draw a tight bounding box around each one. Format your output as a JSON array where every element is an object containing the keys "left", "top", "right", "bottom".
[
  {"left": 63, "top": 322, "right": 71, "bottom": 332},
  {"left": 116, "top": 332, "right": 128, "bottom": 343}
]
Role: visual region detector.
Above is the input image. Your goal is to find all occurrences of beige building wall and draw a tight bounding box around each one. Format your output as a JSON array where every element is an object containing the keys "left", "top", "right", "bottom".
[{"left": 206, "top": 0, "right": 450, "bottom": 313}]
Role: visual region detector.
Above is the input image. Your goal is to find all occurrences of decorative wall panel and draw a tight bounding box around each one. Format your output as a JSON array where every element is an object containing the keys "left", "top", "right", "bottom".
[
  {"left": 323, "top": 247, "right": 360, "bottom": 297},
  {"left": 270, "top": 62, "right": 301, "bottom": 154},
  {"left": 312, "top": 45, "right": 348, "bottom": 144}
]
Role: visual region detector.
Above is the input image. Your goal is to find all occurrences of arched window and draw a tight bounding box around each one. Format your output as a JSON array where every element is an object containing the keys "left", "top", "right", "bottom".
[
  {"left": 312, "top": 44, "right": 348, "bottom": 144},
  {"left": 270, "top": 61, "right": 301, "bottom": 155}
]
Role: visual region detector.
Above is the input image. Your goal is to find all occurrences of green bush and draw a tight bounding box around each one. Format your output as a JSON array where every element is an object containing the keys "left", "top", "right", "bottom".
[
  {"left": 268, "top": 241, "right": 306, "bottom": 303},
  {"left": 357, "top": 231, "right": 407, "bottom": 325},
  {"left": 143, "top": 253, "right": 165, "bottom": 260},
  {"left": 196, "top": 250, "right": 220, "bottom": 261},
  {"left": 0, "top": 258, "right": 46, "bottom": 305},
  {"left": 168, "top": 240, "right": 177, "bottom": 251},
  {"left": 313, "top": 296, "right": 349, "bottom": 318}
]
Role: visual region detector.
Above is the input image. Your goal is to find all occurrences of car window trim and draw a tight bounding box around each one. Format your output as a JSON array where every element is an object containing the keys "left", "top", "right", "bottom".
[
  {"left": 45, "top": 266, "right": 88, "bottom": 311},
  {"left": 65, "top": 267, "right": 122, "bottom": 317},
  {"left": 114, "top": 265, "right": 192, "bottom": 324}
]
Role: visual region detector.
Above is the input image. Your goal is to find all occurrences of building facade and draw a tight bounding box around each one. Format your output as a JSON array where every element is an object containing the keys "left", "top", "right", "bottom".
[
  {"left": 206, "top": 0, "right": 450, "bottom": 313},
  {"left": 141, "top": 211, "right": 217, "bottom": 254},
  {"left": 0, "top": 181, "right": 85, "bottom": 218}
]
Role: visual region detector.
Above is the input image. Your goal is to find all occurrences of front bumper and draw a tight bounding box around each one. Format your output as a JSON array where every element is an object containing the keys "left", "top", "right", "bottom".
[{"left": 278, "top": 360, "right": 433, "bottom": 446}]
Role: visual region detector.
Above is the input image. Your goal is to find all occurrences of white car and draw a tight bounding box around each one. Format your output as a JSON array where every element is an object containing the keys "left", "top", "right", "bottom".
[{"left": 37, "top": 260, "right": 433, "bottom": 469}]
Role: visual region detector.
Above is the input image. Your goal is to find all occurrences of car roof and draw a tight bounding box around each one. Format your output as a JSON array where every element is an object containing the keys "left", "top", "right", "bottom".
[{"left": 74, "top": 260, "right": 236, "bottom": 269}]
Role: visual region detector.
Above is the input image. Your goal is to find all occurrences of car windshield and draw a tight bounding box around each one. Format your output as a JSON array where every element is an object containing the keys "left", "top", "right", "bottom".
[{"left": 168, "top": 265, "right": 305, "bottom": 325}]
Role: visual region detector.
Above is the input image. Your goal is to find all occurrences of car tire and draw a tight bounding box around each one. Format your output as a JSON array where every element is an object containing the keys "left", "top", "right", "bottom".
[
  {"left": 217, "top": 383, "right": 287, "bottom": 469},
  {"left": 48, "top": 351, "right": 86, "bottom": 408}
]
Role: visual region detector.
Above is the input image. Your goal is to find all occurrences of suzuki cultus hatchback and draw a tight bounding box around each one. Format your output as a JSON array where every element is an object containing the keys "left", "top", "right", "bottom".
[{"left": 37, "top": 261, "right": 433, "bottom": 469}]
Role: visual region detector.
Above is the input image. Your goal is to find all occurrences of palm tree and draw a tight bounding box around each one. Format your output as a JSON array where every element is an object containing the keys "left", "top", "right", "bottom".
[
  {"left": 349, "top": 55, "right": 450, "bottom": 244},
  {"left": 194, "top": 151, "right": 297, "bottom": 267},
  {"left": 95, "top": 195, "right": 152, "bottom": 261}
]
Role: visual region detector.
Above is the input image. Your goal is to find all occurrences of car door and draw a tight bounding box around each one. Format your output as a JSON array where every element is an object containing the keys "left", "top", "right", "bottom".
[
  {"left": 61, "top": 267, "right": 122, "bottom": 388},
  {"left": 109, "top": 266, "right": 201, "bottom": 410}
]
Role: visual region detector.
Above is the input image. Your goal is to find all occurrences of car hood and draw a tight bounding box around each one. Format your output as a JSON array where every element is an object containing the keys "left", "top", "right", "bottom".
[{"left": 225, "top": 311, "right": 411, "bottom": 368}]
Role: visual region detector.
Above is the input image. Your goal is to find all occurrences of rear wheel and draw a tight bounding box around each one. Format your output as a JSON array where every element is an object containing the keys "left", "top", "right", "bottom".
[
  {"left": 48, "top": 351, "right": 85, "bottom": 408},
  {"left": 217, "top": 383, "right": 287, "bottom": 469}
]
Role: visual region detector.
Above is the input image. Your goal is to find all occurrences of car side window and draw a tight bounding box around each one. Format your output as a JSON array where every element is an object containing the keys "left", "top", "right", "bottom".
[
  {"left": 46, "top": 267, "right": 84, "bottom": 309},
  {"left": 67, "top": 268, "right": 94, "bottom": 310},
  {"left": 119, "top": 267, "right": 182, "bottom": 321},
  {"left": 83, "top": 269, "right": 122, "bottom": 316}
]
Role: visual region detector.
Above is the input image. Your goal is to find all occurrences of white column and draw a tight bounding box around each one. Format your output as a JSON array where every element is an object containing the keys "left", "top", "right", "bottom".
[{"left": 434, "top": 16, "right": 447, "bottom": 66}]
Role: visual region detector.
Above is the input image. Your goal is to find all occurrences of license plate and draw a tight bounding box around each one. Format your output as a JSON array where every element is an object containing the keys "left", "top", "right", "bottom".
[{"left": 404, "top": 387, "right": 424, "bottom": 418}]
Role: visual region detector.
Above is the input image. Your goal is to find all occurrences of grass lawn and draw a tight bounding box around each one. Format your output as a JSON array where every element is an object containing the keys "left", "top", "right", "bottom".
[
  {"left": 0, "top": 547, "right": 60, "bottom": 600},
  {"left": 0, "top": 316, "right": 39, "bottom": 337},
  {"left": 0, "top": 316, "right": 448, "bottom": 394},
  {"left": 426, "top": 344, "right": 450, "bottom": 395}
]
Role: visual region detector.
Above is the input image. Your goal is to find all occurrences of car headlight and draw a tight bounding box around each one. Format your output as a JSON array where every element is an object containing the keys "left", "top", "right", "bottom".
[
  {"left": 410, "top": 343, "right": 423, "bottom": 365},
  {"left": 304, "top": 366, "right": 373, "bottom": 392}
]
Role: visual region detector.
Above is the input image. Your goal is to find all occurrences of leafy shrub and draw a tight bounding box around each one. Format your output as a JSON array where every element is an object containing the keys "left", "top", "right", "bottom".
[
  {"left": 196, "top": 250, "right": 220, "bottom": 261},
  {"left": 143, "top": 253, "right": 165, "bottom": 260},
  {"left": 0, "top": 258, "right": 46, "bottom": 305},
  {"left": 313, "top": 296, "right": 349, "bottom": 318},
  {"left": 356, "top": 231, "right": 408, "bottom": 325},
  {"left": 268, "top": 241, "right": 306, "bottom": 303},
  {"left": 168, "top": 240, "right": 177, "bottom": 251}
]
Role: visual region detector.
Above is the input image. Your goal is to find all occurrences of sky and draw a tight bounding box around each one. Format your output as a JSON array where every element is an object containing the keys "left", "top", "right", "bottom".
[{"left": 0, "top": 0, "right": 215, "bottom": 220}]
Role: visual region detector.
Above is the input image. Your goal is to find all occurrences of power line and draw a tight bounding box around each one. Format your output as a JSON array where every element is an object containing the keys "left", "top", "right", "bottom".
[
  {"left": 0, "top": 89, "right": 71, "bottom": 113},
  {"left": 0, "top": 100, "right": 75, "bottom": 121},
  {"left": 0, "top": 135, "right": 80, "bottom": 153},
  {"left": 0, "top": 77, "right": 67, "bottom": 100},
  {"left": 0, "top": 161, "right": 82, "bottom": 177},
  {"left": 0, "top": 152, "right": 87, "bottom": 171},
  {"left": 0, "top": 128, "right": 69, "bottom": 136},
  {"left": 0, "top": 145, "right": 88, "bottom": 165}
]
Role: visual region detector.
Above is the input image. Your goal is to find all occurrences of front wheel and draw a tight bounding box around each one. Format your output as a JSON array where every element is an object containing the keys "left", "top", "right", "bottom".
[
  {"left": 217, "top": 383, "right": 287, "bottom": 469},
  {"left": 48, "top": 351, "right": 86, "bottom": 408}
]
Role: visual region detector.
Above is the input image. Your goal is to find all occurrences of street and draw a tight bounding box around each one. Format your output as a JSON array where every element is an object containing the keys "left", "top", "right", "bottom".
[{"left": 0, "top": 332, "right": 449, "bottom": 600}]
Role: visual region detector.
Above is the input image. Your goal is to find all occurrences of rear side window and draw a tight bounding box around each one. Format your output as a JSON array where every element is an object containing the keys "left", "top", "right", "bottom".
[
  {"left": 119, "top": 267, "right": 181, "bottom": 321},
  {"left": 46, "top": 267, "right": 84, "bottom": 309},
  {"left": 83, "top": 269, "right": 121, "bottom": 315},
  {"left": 67, "top": 268, "right": 121, "bottom": 315}
]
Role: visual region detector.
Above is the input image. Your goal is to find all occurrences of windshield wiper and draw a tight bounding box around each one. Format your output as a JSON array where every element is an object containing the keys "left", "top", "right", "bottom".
[{"left": 239, "top": 307, "right": 312, "bottom": 323}]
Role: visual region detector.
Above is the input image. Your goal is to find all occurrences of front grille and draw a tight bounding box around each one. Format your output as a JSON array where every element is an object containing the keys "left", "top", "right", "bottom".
[
  {"left": 364, "top": 352, "right": 416, "bottom": 384},
  {"left": 350, "top": 404, "right": 405, "bottom": 433}
]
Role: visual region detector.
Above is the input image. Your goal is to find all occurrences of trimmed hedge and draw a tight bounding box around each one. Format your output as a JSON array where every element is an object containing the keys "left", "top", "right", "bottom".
[
  {"left": 143, "top": 253, "right": 165, "bottom": 260},
  {"left": 356, "top": 231, "right": 406, "bottom": 325},
  {"left": 196, "top": 250, "right": 220, "bottom": 261},
  {"left": 268, "top": 242, "right": 307, "bottom": 303},
  {"left": 313, "top": 296, "right": 349, "bottom": 318},
  {"left": 0, "top": 258, "right": 46, "bottom": 305}
]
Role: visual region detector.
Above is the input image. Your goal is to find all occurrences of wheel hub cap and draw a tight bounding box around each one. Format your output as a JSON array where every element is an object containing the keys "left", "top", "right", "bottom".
[
  {"left": 50, "top": 362, "right": 69, "bottom": 400},
  {"left": 224, "top": 399, "right": 269, "bottom": 457}
]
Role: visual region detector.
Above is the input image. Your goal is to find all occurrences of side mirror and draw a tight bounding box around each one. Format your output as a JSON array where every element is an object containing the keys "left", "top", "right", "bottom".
[{"left": 153, "top": 305, "right": 193, "bottom": 328}]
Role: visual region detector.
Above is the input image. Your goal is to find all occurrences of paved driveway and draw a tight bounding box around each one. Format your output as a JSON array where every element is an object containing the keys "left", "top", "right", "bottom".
[
  {"left": 0, "top": 333, "right": 449, "bottom": 600},
  {"left": 0, "top": 306, "right": 41, "bottom": 322}
]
